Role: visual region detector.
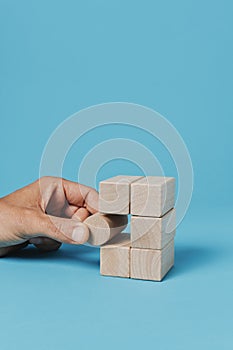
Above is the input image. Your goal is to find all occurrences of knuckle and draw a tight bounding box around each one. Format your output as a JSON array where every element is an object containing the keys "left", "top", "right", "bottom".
[
  {"left": 38, "top": 176, "right": 53, "bottom": 185},
  {"left": 38, "top": 176, "right": 64, "bottom": 192}
]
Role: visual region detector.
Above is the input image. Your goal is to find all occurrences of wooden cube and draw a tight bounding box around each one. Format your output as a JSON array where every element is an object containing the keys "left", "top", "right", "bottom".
[
  {"left": 85, "top": 213, "right": 128, "bottom": 246},
  {"left": 100, "top": 233, "right": 131, "bottom": 278},
  {"left": 99, "top": 175, "right": 142, "bottom": 214},
  {"left": 131, "top": 176, "right": 175, "bottom": 217},
  {"left": 131, "top": 239, "right": 174, "bottom": 281},
  {"left": 131, "top": 209, "right": 176, "bottom": 250}
]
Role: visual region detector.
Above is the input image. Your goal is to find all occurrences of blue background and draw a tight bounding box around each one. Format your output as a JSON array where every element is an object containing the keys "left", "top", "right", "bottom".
[{"left": 0, "top": 1, "right": 232, "bottom": 349}]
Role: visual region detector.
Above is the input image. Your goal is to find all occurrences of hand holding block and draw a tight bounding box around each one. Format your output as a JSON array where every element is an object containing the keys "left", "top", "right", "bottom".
[
  {"left": 100, "top": 233, "right": 130, "bottom": 278},
  {"left": 99, "top": 175, "right": 142, "bottom": 214},
  {"left": 131, "top": 239, "right": 174, "bottom": 281},
  {"left": 131, "top": 176, "right": 175, "bottom": 217},
  {"left": 131, "top": 209, "right": 176, "bottom": 250},
  {"left": 85, "top": 213, "right": 128, "bottom": 246}
]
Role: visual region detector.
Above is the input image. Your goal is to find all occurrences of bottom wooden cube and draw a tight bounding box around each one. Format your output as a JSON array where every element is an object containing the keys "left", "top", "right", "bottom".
[
  {"left": 131, "top": 239, "right": 174, "bottom": 281},
  {"left": 100, "top": 233, "right": 130, "bottom": 278}
]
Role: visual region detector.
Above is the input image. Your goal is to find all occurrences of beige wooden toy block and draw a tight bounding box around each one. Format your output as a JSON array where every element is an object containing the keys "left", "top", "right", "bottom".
[
  {"left": 99, "top": 175, "right": 143, "bottom": 215},
  {"left": 100, "top": 233, "right": 131, "bottom": 278},
  {"left": 131, "top": 176, "right": 175, "bottom": 217},
  {"left": 131, "top": 239, "right": 174, "bottom": 281},
  {"left": 131, "top": 209, "right": 176, "bottom": 250},
  {"left": 85, "top": 213, "right": 128, "bottom": 246}
]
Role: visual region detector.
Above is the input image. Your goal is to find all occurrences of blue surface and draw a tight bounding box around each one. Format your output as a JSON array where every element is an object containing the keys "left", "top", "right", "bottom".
[{"left": 0, "top": 1, "right": 232, "bottom": 349}]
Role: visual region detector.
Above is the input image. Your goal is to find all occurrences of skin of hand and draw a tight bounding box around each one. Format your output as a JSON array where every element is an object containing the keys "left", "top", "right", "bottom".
[{"left": 0, "top": 177, "right": 99, "bottom": 257}]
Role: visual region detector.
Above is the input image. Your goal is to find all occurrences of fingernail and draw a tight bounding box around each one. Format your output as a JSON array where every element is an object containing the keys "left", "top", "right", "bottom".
[{"left": 72, "top": 225, "right": 89, "bottom": 243}]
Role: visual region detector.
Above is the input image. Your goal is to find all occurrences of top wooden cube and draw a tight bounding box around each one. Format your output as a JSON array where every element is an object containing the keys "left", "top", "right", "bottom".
[
  {"left": 99, "top": 175, "right": 142, "bottom": 215},
  {"left": 131, "top": 176, "right": 175, "bottom": 217}
]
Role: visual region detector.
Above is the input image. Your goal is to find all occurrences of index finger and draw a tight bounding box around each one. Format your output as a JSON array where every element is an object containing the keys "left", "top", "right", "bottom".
[{"left": 62, "top": 179, "right": 99, "bottom": 214}]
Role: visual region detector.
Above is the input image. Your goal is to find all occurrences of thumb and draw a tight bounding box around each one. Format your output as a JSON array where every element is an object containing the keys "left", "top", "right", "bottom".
[{"left": 31, "top": 214, "right": 90, "bottom": 245}]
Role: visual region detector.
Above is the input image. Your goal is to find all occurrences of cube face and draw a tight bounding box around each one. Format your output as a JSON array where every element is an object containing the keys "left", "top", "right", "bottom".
[
  {"left": 86, "top": 213, "right": 128, "bottom": 246},
  {"left": 131, "top": 216, "right": 162, "bottom": 249},
  {"left": 131, "top": 209, "right": 176, "bottom": 249},
  {"left": 131, "top": 176, "right": 175, "bottom": 217},
  {"left": 100, "top": 233, "right": 130, "bottom": 278},
  {"left": 99, "top": 182, "right": 129, "bottom": 214},
  {"left": 131, "top": 239, "right": 174, "bottom": 281},
  {"left": 99, "top": 175, "right": 142, "bottom": 214},
  {"left": 161, "top": 240, "right": 174, "bottom": 279},
  {"left": 131, "top": 248, "right": 162, "bottom": 281},
  {"left": 101, "top": 247, "right": 130, "bottom": 278}
]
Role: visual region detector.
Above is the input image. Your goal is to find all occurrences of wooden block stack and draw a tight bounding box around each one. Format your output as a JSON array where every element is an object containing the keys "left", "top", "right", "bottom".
[
  {"left": 130, "top": 177, "right": 175, "bottom": 281},
  {"left": 85, "top": 175, "right": 176, "bottom": 282}
]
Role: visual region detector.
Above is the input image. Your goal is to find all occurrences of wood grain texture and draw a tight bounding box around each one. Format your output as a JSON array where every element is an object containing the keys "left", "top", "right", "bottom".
[
  {"left": 131, "top": 209, "right": 176, "bottom": 250},
  {"left": 131, "top": 239, "right": 174, "bottom": 281},
  {"left": 131, "top": 176, "right": 175, "bottom": 217},
  {"left": 100, "top": 233, "right": 131, "bottom": 278},
  {"left": 99, "top": 175, "right": 143, "bottom": 214},
  {"left": 85, "top": 213, "right": 128, "bottom": 246}
]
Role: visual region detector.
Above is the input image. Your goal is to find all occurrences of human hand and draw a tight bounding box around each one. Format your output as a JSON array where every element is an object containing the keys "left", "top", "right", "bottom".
[{"left": 0, "top": 177, "right": 99, "bottom": 257}]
